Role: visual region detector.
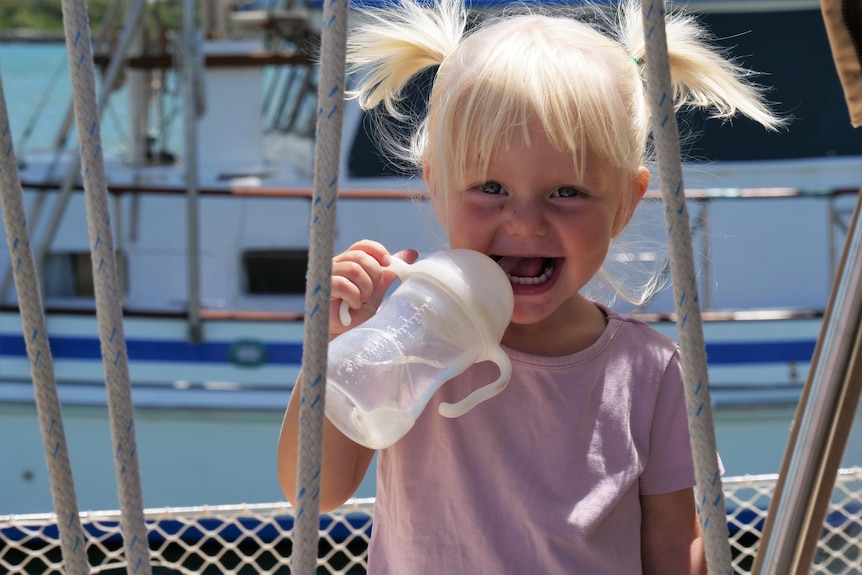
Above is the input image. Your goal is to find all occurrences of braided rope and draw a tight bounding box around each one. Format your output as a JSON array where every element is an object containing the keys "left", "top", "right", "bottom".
[
  {"left": 0, "top": 77, "right": 91, "bottom": 575},
  {"left": 59, "top": 1, "right": 152, "bottom": 573},
  {"left": 641, "top": 2, "right": 732, "bottom": 573},
  {"left": 292, "top": 0, "right": 350, "bottom": 572}
]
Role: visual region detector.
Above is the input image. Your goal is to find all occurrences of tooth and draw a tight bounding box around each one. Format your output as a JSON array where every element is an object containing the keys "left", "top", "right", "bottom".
[{"left": 508, "top": 264, "right": 553, "bottom": 285}]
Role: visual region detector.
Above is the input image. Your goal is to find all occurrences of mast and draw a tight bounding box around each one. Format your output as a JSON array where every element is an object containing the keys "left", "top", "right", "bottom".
[
  {"left": 181, "top": 0, "right": 202, "bottom": 342},
  {"left": 126, "top": 0, "right": 150, "bottom": 168}
]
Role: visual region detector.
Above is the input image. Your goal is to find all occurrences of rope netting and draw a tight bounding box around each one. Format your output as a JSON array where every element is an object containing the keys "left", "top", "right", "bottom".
[{"left": 1, "top": 470, "right": 860, "bottom": 575}]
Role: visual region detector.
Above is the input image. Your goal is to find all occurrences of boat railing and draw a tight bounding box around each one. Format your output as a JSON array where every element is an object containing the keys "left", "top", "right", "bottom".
[
  {"left": 5, "top": 180, "right": 855, "bottom": 325},
  {"left": 17, "top": 178, "right": 860, "bottom": 199},
  {"left": 1, "top": 467, "right": 860, "bottom": 575}
]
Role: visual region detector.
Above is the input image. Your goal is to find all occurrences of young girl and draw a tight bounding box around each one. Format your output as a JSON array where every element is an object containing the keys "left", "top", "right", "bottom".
[{"left": 278, "top": 1, "right": 781, "bottom": 572}]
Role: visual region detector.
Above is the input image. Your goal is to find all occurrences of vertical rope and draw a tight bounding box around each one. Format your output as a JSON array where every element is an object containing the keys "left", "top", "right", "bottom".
[
  {"left": 293, "top": 0, "right": 349, "bottom": 572},
  {"left": 0, "top": 76, "right": 91, "bottom": 575},
  {"left": 59, "top": 1, "right": 153, "bottom": 573},
  {"left": 641, "top": 2, "right": 732, "bottom": 573}
]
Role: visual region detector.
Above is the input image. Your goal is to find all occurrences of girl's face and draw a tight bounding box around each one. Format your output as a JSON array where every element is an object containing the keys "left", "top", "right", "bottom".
[{"left": 429, "top": 123, "right": 645, "bottom": 331}]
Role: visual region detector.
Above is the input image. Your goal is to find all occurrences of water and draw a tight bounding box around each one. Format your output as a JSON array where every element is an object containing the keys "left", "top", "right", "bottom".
[
  {"left": 350, "top": 406, "right": 415, "bottom": 449},
  {"left": 0, "top": 41, "right": 140, "bottom": 157}
]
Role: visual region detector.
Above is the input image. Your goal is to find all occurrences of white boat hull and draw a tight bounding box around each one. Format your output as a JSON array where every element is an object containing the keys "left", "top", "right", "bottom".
[{"left": 3, "top": 305, "right": 861, "bottom": 514}]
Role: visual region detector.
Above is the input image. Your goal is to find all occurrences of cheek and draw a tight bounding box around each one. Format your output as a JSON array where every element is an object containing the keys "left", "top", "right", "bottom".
[
  {"left": 568, "top": 211, "right": 613, "bottom": 240},
  {"left": 445, "top": 209, "right": 493, "bottom": 247},
  {"left": 445, "top": 215, "right": 475, "bottom": 245},
  {"left": 566, "top": 218, "right": 615, "bottom": 265}
]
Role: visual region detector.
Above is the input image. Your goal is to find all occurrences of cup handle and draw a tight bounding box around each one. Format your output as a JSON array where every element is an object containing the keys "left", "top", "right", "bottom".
[
  {"left": 338, "top": 256, "right": 412, "bottom": 327},
  {"left": 438, "top": 346, "right": 512, "bottom": 418}
]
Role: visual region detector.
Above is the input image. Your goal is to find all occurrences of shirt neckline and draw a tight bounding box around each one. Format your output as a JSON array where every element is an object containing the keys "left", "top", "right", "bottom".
[{"left": 501, "top": 303, "right": 623, "bottom": 368}]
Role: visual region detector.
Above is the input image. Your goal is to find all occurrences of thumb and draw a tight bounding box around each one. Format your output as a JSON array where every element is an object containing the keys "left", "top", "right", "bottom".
[{"left": 391, "top": 248, "right": 420, "bottom": 265}]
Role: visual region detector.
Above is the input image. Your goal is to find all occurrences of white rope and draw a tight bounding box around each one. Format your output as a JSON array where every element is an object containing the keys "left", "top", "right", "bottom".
[
  {"left": 293, "top": 0, "right": 350, "bottom": 573},
  {"left": 640, "top": 2, "right": 732, "bottom": 573},
  {"left": 0, "top": 76, "right": 91, "bottom": 575},
  {"left": 58, "top": 1, "right": 153, "bottom": 573}
]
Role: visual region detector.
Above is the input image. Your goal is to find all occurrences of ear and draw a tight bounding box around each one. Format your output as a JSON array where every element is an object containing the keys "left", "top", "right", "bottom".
[
  {"left": 612, "top": 167, "right": 649, "bottom": 238},
  {"left": 423, "top": 162, "right": 432, "bottom": 189}
]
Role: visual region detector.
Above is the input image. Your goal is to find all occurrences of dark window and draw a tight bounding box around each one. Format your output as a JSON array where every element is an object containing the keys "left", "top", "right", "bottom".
[
  {"left": 42, "top": 252, "right": 127, "bottom": 298},
  {"left": 682, "top": 8, "right": 862, "bottom": 161},
  {"left": 242, "top": 249, "right": 308, "bottom": 294},
  {"left": 347, "top": 67, "right": 436, "bottom": 179}
]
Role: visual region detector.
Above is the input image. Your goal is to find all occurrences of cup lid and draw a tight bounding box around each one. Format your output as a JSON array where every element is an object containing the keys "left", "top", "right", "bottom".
[{"left": 394, "top": 249, "right": 514, "bottom": 342}]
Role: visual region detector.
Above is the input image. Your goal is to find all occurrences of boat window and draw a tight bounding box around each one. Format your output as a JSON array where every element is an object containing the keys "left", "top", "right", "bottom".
[
  {"left": 242, "top": 249, "right": 308, "bottom": 294},
  {"left": 680, "top": 9, "right": 862, "bottom": 161},
  {"left": 42, "top": 252, "right": 127, "bottom": 299},
  {"left": 263, "top": 59, "right": 319, "bottom": 137},
  {"left": 347, "top": 67, "right": 435, "bottom": 179}
]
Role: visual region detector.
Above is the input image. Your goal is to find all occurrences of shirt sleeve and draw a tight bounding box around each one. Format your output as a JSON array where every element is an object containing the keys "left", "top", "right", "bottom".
[{"left": 639, "top": 349, "right": 698, "bottom": 495}]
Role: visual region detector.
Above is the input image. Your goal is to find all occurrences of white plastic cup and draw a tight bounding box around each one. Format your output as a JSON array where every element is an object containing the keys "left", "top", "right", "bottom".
[{"left": 324, "top": 249, "right": 514, "bottom": 449}]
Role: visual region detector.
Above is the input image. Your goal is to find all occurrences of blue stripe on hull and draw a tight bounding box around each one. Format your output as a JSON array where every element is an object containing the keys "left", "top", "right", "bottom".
[
  {"left": 705, "top": 340, "right": 815, "bottom": 364},
  {"left": 0, "top": 335, "right": 304, "bottom": 365},
  {"left": 0, "top": 334, "right": 815, "bottom": 366}
]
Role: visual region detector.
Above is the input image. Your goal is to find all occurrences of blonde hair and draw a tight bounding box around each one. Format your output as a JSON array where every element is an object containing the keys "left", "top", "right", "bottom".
[{"left": 346, "top": 0, "right": 783, "bottom": 304}]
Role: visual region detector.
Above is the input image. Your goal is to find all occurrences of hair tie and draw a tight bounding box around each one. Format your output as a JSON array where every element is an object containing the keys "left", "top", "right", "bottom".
[{"left": 630, "top": 55, "right": 644, "bottom": 66}]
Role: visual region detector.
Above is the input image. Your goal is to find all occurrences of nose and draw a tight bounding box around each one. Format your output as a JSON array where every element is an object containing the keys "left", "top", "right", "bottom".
[{"left": 505, "top": 197, "right": 548, "bottom": 237}]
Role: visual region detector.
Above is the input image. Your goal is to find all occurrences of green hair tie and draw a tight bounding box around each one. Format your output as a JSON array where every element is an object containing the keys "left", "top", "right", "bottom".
[{"left": 630, "top": 55, "right": 644, "bottom": 66}]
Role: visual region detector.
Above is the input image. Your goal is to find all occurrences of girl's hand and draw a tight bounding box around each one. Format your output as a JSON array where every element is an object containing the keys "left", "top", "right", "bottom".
[{"left": 329, "top": 240, "right": 419, "bottom": 338}]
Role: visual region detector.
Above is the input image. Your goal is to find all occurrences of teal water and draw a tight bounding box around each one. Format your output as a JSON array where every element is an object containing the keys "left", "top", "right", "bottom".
[{"left": 0, "top": 41, "right": 134, "bottom": 156}]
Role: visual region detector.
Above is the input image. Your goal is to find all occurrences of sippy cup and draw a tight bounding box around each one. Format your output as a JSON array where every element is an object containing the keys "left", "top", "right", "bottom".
[{"left": 324, "top": 249, "right": 514, "bottom": 449}]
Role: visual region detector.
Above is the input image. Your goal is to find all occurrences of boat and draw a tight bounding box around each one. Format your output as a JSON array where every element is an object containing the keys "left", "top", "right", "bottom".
[{"left": 0, "top": 0, "right": 860, "bottom": 562}]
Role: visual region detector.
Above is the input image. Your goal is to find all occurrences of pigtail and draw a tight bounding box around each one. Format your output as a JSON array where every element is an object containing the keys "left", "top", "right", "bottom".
[
  {"left": 347, "top": 0, "right": 468, "bottom": 120},
  {"left": 618, "top": 1, "right": 785, "bottom": 131}
]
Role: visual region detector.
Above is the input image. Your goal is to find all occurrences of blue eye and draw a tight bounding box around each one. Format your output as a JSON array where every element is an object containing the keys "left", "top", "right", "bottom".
[
  {"left": 479, "top": 182, "right": 504, "bottom": 195},
  {"left": 555, "top": 186, "right": 583, "bottom": 198}
]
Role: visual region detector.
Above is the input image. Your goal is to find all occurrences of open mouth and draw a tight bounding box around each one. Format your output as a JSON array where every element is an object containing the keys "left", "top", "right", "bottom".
[{"left": 493, "top": 256, "right": 557, "bottom": 285}]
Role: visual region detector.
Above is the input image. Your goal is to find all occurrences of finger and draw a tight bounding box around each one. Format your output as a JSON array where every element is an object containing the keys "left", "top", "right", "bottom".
[
  {"left": 344, "top": 239, "right": 390, "bottom": 263},
  {"left": 332, "top": 251, "right": 382, "bottom": 304},
  {"left": 391, "top": 248, "right": 420, "bottom": 265}
]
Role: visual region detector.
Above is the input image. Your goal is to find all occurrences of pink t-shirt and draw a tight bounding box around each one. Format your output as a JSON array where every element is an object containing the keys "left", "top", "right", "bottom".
[{"left": 367, "top": 307, "right": 696, "bottom": 574}]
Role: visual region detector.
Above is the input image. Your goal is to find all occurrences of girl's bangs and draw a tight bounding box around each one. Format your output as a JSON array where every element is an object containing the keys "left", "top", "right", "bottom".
[{"left": 445, "top": 80, "right": 631, "bottom": 183}]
